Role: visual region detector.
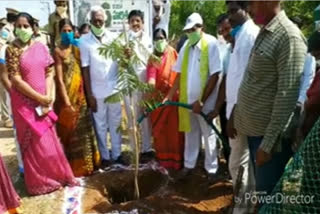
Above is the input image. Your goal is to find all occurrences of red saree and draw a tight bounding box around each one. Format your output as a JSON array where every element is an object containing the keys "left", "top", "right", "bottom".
[{"left": 146, "top": 46, "right": 184, "bottom": 170}]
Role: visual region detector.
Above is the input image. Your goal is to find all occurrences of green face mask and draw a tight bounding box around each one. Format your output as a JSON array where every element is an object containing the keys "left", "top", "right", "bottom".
[
  {"left": 154, "top": 39, "right": 167, "bottom": 53},
  {"left": 15, "top": 27, "right": 33, "bottom": 43},
  {"left": 91, "top": 24, "right": 104, "bottom": 37},
  {"left": 187, "top": 31, "right": 201, "bottom": 45}
]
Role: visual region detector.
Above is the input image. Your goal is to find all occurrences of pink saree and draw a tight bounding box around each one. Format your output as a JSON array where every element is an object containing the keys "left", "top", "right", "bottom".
[
  {"left": 6, "top": 42, "right": 78, "bottom": 195},
  {"left": 0, "top": 154, "right": 20, "bottom": 213}
]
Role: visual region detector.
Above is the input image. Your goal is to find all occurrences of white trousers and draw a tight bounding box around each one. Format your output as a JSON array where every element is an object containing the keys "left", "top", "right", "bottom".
[
  {"left": 124, "top": 93, "right": 152, "bottom": 153},
  {"left": 229, "top": 134, "right": 255, "bottom": 214},
  {"left": 184, "top": 112, "right": 218, "bottom": 174},
  {"left": 92, "top": 98, "right": 122, "bottom": 160}
]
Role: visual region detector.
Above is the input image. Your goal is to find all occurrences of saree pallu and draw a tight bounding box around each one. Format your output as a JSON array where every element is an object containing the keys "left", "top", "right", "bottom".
[
  {"left": 6, "top": 42, "right": 78, "bottom": 196},
  {"left": 147, "top": 46, "right": 184, "bottom": 170},
  {"left": 56, "top": 46, "right": 100, "bottom": 177},
  {"left": 0, "top": 154, "right": 20, "bottom": 214}
]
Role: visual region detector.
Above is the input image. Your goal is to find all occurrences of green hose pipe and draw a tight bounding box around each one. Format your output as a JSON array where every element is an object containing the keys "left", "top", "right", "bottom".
[{"left": 137, "top": 101, "right": 230, "bottom": 156}]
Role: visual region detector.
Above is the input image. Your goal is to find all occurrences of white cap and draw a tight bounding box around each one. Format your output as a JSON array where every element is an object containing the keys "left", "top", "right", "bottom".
[{"left": 183, "top": 13, "right": 203, "bottom": 31}]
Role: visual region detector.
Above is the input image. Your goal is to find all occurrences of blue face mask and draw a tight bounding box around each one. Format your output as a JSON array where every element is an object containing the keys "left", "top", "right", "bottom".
[
  {"left": 0, "top": 29, "right": 9, "bottom": 41},
  {"left": 230, "top": 25, "right": 242, "bottom": 38},
  {"left": 61, "top": 32, "right": 74, "bottom": 46}
]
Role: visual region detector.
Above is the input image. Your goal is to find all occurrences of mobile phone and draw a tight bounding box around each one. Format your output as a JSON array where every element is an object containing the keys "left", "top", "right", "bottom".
[
  {"left": 35, "top": 106, "right": 52, "bottom": 117},
  {"left": 35, "top": 106, "right": 44, "bottom": 117}
]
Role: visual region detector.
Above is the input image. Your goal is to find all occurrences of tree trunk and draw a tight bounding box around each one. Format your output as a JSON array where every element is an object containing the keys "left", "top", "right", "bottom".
[{"left": 128, "top": 95, "right": 140, "bottom": 199}]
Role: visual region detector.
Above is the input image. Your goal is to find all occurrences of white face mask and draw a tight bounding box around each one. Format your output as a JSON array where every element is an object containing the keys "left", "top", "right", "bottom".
[
  {"left": 128, "top": 30, "right": 142, "bottom": 40},
  {"left": 56, "top": 6, "right": 68, "bottom": 16}
]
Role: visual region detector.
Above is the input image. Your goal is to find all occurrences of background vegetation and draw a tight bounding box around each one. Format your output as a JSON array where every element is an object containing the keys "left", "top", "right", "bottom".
[{"left": 169, "top": 0, "right": 320, "bottom": 38}]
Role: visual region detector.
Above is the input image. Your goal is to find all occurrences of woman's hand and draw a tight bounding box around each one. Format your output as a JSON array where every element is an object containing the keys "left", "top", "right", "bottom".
[
  {"left": 39, "top": 95, "right": 52, "bottom": 107},
  {"left": 41, "top": 106, "right": 50, "bottom": 116}
]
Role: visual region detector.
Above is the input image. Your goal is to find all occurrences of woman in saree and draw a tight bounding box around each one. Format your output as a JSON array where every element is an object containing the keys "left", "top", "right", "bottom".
[
  {"left": 146, "top": 28, "right": 184, "bottom": 170},
  {"left": 0, "top": 153, "right": 21, "bottom": 214},
  {"left": 5, "top": 13, "right": 78, "bottom": 196},
  {"left": 54, "top": 19, "right": 100, "bottom": 176}
]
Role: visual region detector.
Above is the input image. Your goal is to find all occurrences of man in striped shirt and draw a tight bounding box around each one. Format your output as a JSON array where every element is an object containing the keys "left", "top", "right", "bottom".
[{"left": 232, "top": 0, "right": 307, "bottom": 204}]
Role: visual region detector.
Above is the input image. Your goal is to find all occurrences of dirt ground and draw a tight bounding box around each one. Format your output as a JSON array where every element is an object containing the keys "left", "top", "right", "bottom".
[{"left": 0, "top": 127, "right": 233, "bottom": 214}]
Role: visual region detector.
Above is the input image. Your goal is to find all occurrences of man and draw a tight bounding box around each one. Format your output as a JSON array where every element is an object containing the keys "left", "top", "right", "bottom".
[
  {"left": 152, "top": 0, "right": 171, "bottom": 35},
  {"left": 79, "top": 6, "right": 123, "bottom": 167},
  {"left": 33, "top": 18, "right": 50, "bottom": 47},
  {"left": 213, "top": 2, "right": 260, "bottom": 213},
  {"left": 233, "top": 1, "right": 307, "bottom": 207},
  {"left": 0, "top": 8, "right": 18, "bottom": 128},
  {"left": 165, "top": 13, "right": 222, "bottom": 179},
  {"left": 208, "top": 13, "right": 233, "bottom": 167},
  {"left": 0, "top": 30, "right": 24, "bottom": 174},
  {"left": 48, "top": 0, "right": 69, "bottom": 49},
  {"left": 122, "top": 10, "right": 154, "bottom": 158},
  {"left": 283, "top": 17, "right": 316, "bottom": 148},
  {"left": 301, "top": 31, "right": 320, "bottom": 138},
  {"left": 4, "top": 8, "right": 18, "bottom": 43}
]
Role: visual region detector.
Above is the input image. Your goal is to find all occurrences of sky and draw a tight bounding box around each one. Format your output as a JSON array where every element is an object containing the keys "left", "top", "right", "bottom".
[{"left": 0, "top": 0, "right": 55, "bottom": 26}]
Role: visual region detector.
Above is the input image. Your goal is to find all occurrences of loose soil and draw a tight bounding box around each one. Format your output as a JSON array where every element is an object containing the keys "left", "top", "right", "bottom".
[{"left": 1, "top": 127, "right": 233, "bottom": 214}]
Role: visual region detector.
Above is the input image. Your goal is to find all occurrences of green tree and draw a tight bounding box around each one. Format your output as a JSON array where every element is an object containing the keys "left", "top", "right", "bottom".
[
  {"left": 169, "top": 0, "right": 320, "bottom": 39},
  {"left": 169, "top": 0, "right": 226, "bottom": 38},
  {"left": 99, "top": 24, "right": 159, "bottom": 200},
  {"left": 282, "top": 1, "right": 320, "bottom": 36}
]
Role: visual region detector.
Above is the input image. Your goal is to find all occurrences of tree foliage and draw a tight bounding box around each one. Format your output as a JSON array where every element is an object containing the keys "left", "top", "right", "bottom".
[{"left": 169, "top": 0, "right": 320, "bottom": 38}]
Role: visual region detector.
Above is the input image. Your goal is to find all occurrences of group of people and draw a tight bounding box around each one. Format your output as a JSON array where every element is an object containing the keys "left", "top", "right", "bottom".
[{"left": 1, "top": 0, "right": 320, "bottom": 213}]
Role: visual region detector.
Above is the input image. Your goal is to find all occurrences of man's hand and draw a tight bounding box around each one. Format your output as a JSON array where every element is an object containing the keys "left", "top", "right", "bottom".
[
  {"left": 192, "top": 100, "right": 203, "bottom": 114},
  {"left": 207, "top": 109, "right": 219, "bottom": 121},
  {"left": 88, "top": 95, "right": 97, "bottom": 113},
  {"left": 226, "top": 118, "right": 237, "bottom": 139},
  {"left": 256, "top": 148, "right": 272, "bottom": 167}
]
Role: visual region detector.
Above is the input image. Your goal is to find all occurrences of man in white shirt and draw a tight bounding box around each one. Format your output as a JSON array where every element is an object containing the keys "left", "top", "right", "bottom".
[
  {"left": 79, "top": 6, "right": 122, "bottom": 168},
  {"left": 223, "top": 1, "right": 259, "bottom": 213},
  {"left": 122, "top": 10, "right": 154, "bottom": 158},
  {"left": 165, "top": 13, "right": 222, "bottom": 179}
]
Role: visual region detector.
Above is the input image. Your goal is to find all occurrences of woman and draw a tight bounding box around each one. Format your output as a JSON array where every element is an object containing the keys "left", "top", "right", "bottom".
[
  {"left": 0, "top": 153, "right": 21, "bottom": 214},
  {"left": 54, "top": 19, "right": 100, "bottom": 176},
  {"left": 146, "top": 28, "right": 184, "bottom": 170},
  {"left": 5, "top": 13, "right": 77, "bottom": 195}
]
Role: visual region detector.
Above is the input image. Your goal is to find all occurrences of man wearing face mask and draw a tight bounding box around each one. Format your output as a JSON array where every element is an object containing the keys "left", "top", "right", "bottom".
[
  {"left": 3, "top": 8, "right": 19, "bottom": 44},
  {"left": 79, "top": 6, "right": 123, "bottom": 168},
  {"left": 233, "top": 1, "right": 307, "bottom": 207},
  {"left": 213, "top": 1, "right": 259, "bottom": 213},
  {"left": 122, "top": 10, "right": 154, "bottom": 160},
  {"left": 164, "top": 13, "right": 222, "bottom": 180},
  {"left": 48, "top": 0, "right": 69, "bottom": 49}
]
